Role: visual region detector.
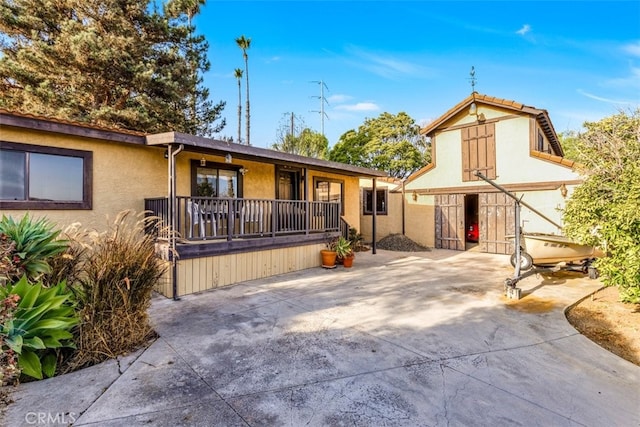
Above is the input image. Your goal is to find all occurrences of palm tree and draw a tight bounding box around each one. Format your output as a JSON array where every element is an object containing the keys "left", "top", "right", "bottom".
[
  {"left": 235, "top": 35, "right": 251, "bottom": 145},
  {"left": 165, "top": 0, "right": 207, "bottom": 128},
  {"left": 165, "top": 0, "right": 206, "bottom": 26},
  {"left": 234, "top": 68, "right": 243, "bottom": 144}
]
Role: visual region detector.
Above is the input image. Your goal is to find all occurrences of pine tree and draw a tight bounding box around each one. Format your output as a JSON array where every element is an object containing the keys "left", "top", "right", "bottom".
[{"left": 0, "top": 0, "right": 225, "bottom": 135}]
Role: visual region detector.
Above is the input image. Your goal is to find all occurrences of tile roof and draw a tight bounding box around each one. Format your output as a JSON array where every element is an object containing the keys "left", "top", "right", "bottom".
[
  {"left": 420, "top": 93, "right": 563, "bottom": 156},
  {"left": 530, "top": 150, "right": 577, "bottom": 168}
]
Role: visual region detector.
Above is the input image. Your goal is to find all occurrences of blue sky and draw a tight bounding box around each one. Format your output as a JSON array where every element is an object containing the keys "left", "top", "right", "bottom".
[{"left": 194, "top": 1, "right": 640, "bottom": 148}]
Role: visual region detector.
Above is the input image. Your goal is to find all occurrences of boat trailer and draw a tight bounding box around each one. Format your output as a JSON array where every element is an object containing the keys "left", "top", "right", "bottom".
[{"left": 474, "top": 171, "right": 600, "bottom": 299}]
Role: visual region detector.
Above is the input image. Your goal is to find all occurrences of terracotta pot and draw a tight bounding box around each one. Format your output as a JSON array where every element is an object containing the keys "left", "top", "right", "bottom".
[
  {"left": 320, "top": 249, "right": 337, "bottom": 268},
  {"left": 343, "top": 254, "right": 355, "bottom": 268}
]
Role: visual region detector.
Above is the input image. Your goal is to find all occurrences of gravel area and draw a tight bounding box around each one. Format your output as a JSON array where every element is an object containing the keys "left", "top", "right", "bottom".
[{"left": 376, "top": 234, "right": 431, "bottom": 252}]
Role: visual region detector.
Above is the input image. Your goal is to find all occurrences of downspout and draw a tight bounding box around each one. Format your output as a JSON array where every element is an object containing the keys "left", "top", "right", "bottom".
[
  {"left": 169, "top": 143, "right": 184, "bottom": 301},
  {"left": 372, "top": 178, "right": 377, "bottom": 255}
]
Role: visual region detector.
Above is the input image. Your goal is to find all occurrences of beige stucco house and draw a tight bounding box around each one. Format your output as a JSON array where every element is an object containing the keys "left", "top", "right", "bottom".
[
  {"left": 361, "top": 93, "right": 581, "bottom": 255},
  {"left": 0, "top": 110, "right": 387, "bottom": 298}
]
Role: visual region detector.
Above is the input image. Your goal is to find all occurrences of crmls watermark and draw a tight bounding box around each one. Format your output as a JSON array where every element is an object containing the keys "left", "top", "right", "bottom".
[{"left": 25, "top": 412, "right": 77, "bottom": 425}]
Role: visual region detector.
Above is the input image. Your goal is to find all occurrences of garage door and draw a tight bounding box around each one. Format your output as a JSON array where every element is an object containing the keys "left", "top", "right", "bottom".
[
  {"left": 435, "top": 194, "right": 464, "bottom": 250},
  {"left": 479, "top": 192, "right": 515, "bottom": 255}
]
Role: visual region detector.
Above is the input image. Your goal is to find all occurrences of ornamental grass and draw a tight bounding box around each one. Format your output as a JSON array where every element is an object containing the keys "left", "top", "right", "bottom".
[{"left": 61, "top": 210, "right": 167, "bottom": 371}]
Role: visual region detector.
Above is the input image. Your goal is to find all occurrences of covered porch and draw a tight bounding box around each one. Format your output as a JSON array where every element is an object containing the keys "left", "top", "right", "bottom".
[{"left": 145, "top": 132, "right": 387, "bottom": 299}]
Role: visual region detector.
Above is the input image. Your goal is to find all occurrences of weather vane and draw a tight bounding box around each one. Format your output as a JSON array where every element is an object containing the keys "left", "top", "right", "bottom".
[{"left": 469, "top": 66, "right": 477, "bottom": 93}]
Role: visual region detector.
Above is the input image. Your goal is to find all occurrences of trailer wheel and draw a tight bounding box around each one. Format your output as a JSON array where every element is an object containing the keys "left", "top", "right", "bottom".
[
  {"left": 588, "top": 265, "right": 599, "bottom": 280},
  {"left": 510, "top": 251, "right": 533, "bottom": 271}
]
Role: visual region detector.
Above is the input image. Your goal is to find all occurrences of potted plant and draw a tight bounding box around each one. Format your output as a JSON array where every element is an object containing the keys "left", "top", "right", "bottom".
[
  {"left": 320, "top": 236, "right": 338, "bottom": 268},
  {"left": 333, "top": 236, "right": 355, "bottom": 268}
]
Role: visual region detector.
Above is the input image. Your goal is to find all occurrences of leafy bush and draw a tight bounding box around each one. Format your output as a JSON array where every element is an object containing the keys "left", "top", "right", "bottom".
[
  {"left": 0, "top": 214, "right": 68, "bottom": 282},
  {"left": 332, "top": 236, "right": 353, "bottom": 259},
  {"left": 0, "top": 276, "right": 78, "bottom": 380},
  {"left": 562, "top": 109, "right": 640, "bottom": 303},
  {"left": 1, "top": 293, "right": 21, "bottom": 386},
  {"left": 66, "top": 211, "right": 167, "bottom": 370},
  {"left": 348, "top": 227, "right": 365, "bottom": 252}
]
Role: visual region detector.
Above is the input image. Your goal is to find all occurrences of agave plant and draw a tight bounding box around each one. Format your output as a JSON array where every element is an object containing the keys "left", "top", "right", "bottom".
[
  {"left": 0, "top": 214, "right": 68, "bottom": 281},
  {"left": 0, "top": 276, "right": 78, "bottom": 380}
]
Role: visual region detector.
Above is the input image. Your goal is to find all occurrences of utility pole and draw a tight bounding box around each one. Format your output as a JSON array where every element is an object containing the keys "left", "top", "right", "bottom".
[
  {"left": 309, "top": 80, "right": 329, "bottom": 137},
  {"left": 290, "top": 112, "right": 295, "bottom": 137}
]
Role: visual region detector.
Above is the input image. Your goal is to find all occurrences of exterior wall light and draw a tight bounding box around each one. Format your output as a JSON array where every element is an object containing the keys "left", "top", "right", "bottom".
[
  {"left": 225, "top": 153, "right": 233, "bottom": 163},
  {"left": 560, "top": 183, "right": 568, "bottom": 198},
  {"left": 200, "top": 157, "right": 207, "bottom": 166},
  {"left": 239, "top": 167, "right": 249, "bottom": 176}
]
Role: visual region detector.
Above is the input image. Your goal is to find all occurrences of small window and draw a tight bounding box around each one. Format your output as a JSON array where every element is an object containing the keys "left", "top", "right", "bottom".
[
  {"left": 0, "top": 142, "right": 92, "bottom": 210},
  {"left": 537, "top": 131, "right": 545, "bottom": 152},
  {"left": 363, "top": 189, "right": 387, "bottom": 215}
]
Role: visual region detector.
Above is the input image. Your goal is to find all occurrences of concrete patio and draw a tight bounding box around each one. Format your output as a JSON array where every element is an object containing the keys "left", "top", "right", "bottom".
[{"left": 2, "top": 249, "right": 639, "bottom": 426}]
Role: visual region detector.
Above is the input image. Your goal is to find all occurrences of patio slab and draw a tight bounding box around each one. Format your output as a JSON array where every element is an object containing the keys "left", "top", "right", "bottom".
[{"left": 2, "top": 248, "right": 638, "bottom": 426}]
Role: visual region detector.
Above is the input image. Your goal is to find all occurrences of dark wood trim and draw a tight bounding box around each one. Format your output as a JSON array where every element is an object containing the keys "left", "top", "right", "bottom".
[
  {"left": 149, "top": 132, "right": 388, "bottom": 178},
  {"left": 275, "top": 164, "right": 303, "bottom": 200},
  {"left": 176, "top": 233, "right": 335, "bottom": 259},
  {"left": 434, "top": 114, "right": 522, "bottom": 134},
  {"left": 0, "top": 141, "right": 93, "bottom": 210},
  {"left": 1, "top": 112, "right": 146, "bottom": 145},
  {"left": 362, "top": 187, "right": 388, "bottom": 215},
  {"left": 414, "top": 180, "right": 583, "bottom": 195}
]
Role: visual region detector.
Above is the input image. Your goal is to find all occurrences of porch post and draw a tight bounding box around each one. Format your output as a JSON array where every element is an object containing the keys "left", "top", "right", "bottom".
[
  {"left": 169, "top": 144, "right": 183, "bottom": 301},
  {"left": 372, "top": 178, "right": 377, "bottom": 255},
  {"left": 304, "top": 167, "right": 309, "bottom": 235}
]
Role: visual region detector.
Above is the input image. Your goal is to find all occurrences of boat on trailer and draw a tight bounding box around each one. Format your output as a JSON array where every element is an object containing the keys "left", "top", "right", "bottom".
[{"left": 508, "top": 232, "right": 603, "bottom": 273}]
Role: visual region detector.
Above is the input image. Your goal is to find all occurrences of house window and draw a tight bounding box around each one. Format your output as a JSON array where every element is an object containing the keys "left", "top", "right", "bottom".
[
  {"left": 191, "top": 161, "right": 241, "bottom": 198},
  {"left": 461, "top": 123, "right": 496, "bottom": 181},
  {"left": 0, "top": 142, "right": 92, "bottom": 210},
  {"left": 363, "top": 189, "right": 387, "bottom": 215},
  {"left": 314, "top": 178, "right": 343, "bottom": 214},
  {"left": 537, "top": 131, "right": 545, "bottom": 152}
]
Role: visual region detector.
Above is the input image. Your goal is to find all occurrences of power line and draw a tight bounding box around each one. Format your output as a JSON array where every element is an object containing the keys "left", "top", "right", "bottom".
[{"left": 309, "top": 80, "right": 329, "bottom": 137}]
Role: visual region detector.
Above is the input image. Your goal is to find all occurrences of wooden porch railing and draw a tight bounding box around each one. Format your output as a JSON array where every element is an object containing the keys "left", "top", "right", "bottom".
[{"left": 144, "top": 197, "right": 341, "bottom": 241}]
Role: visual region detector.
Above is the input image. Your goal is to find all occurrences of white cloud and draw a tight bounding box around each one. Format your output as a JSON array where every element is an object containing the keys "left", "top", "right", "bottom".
[
  {"left": 334, "top": 102, "right": 380, "bottom": 112},
  {"left": 622, "top": 41, "right": 640, "bottom": 57},
  {"left": 577, "top": 89, "right": 632, "bottom": 105},
  {"left": 327, "top": 94, "right": 353, "bottom": 104},
  {"left": 516, "top": 24, "right": 531, "bottom": 36},
  {"left": 344, "top": 45, "right": 432, "bottom": 79}
]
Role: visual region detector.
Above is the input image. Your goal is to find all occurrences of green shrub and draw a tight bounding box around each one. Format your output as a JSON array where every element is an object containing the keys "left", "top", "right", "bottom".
[
  {"left": 0, "top": 214, "right": 68, "bottom": 282},
  {"left": 562, "top": 110, "right": 640, "bottom": 303},
  {"left": 1, "top": 293, "right": 21, "bottom": 386},
  {"left": 67, "top": 210, "right": 167, "bottom": 370},
  {"left": 0, "top": 276, "right": 78, "bottom": 380}
]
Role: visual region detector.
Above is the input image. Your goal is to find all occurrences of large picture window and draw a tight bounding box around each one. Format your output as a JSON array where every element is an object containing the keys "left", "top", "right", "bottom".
[
  {"left": 0, "top": 142, "right": 92, "bottom": 209},
  {"left": 191, "top": 161, "right": 241, "bottom": 198},
  {"left": 363, "top": 188, "right": 387, "bottom": 215}
]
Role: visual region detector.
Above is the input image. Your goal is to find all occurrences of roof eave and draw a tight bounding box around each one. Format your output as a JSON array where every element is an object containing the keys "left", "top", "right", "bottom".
[{"left": 147, "top": 132, "right": 388, "bottom": 178}]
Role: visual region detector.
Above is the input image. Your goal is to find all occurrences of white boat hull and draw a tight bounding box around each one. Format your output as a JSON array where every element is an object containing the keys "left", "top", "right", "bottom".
[{"left": 519, "top": 233, "right": 603, "bottom": 266}]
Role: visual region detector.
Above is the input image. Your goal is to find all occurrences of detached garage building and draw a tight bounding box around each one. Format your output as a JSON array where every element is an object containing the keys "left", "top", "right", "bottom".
[{"left": 398, "top": 93, "right": 582, "bottom": 255}]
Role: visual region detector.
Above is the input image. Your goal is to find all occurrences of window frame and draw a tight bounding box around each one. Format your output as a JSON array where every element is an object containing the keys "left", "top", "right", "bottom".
[
  {"left": 190, "top": 160, "right": 244, "bottom": 198},
  {"left": 313, "top": 177, "right": 344, "bottom": 215},
  {"left": 362, "top": 188, "right": 388, "bottom": 215},
  {"left": 0, "top": 141, "right": 93, "bottom": 210}
]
